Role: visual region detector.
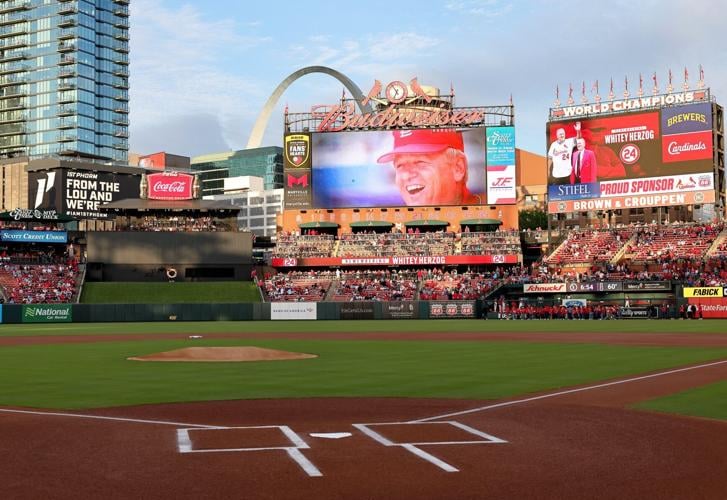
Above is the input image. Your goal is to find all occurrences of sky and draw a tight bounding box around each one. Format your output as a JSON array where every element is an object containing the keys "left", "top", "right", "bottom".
[{"left": 128, "top": 0, "right": 727, "bottom": 159}]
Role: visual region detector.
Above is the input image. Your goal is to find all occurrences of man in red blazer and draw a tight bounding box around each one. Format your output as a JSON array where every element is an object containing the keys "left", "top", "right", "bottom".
[{"left": 570, "top": 138, "right": 598, "bottom": 184}]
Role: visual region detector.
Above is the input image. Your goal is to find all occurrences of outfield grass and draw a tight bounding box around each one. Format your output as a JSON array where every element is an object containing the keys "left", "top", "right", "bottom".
[
  {"left": 633, "top": 381, "right": 727, "bottom": 421},
  {"left": 3, "top": 319, "right": 727, "bottom": 337},
  {"left": 0, "top": 337, "right": 726, "bottom": 409},
  {"left": 80, "top": 282, "right": 262, "bottom": 304}
]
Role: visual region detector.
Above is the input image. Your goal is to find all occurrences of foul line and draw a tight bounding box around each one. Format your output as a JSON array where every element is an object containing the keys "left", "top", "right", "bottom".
[
  {"left": 0, "top": 408, "right": 222, "bottom": 429},
  {"left": 411, "top": 358, "right": 727, "bottom": 423}
]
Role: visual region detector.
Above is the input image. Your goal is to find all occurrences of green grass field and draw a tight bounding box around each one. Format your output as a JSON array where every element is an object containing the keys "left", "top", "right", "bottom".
[
  {"left": 4, "top": 318, "right": 727, "bottom": 336},
  {"left": 1, "top": 320, "right": 726, "bottom": 414},
  {"left": 633, "top": 381, "right": 727, "bottom": 421},
  {"left": 80, "top": 282, "right": 262, "bottom": 304}
]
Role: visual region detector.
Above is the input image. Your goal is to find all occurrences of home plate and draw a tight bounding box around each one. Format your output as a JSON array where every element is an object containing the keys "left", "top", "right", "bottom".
[
  {"left": 188, "top": 335, "right": 203, "bottom": 339},
  {"left": 309, "top": 432, "right": 352, "bottom": 439}
]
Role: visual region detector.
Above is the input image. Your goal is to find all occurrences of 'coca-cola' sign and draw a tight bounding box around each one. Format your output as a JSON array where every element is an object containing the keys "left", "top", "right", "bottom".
[{"left": 147, "top": 172, "right": 194, "bottom": 200}]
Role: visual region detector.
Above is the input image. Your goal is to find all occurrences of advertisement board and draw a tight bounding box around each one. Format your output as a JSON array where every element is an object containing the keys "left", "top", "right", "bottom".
[
  {"left": 0, "top": 230, "right": 67, "bottom": 244},
  {"left": 22, "top": 304, "right": 72, "bottom": 323},
  {"left": 271, "top": 254, "right": 519, "bottom": 268},
  {"left": 683, "top": 287, "right": 725, "bottom": 298},
  {"left": 146, "top": 172, "right": 194, "bottom": 200},
  {"left": 283, "top": 133, "right": 313, "bottom": 209},
  {"left": 686, "top": 298, "right": 727, "bottom": 318},
  {"left": 29, "top": 169, "right": 140, "bottom": 220},
  {"left": 546, "top": 103, "right": 714, "bottom": 213},
  {"left": 382, "top": 301, "right": 419, "bottom": 319},
  {"left": 270, "top": 302, "right": 317, "bottom": 320},
  {"left": 523, "top": 283, "right": 567, "bottom": 294},
  {"left": 429, "top": 301, "right": 476, "bottom": 318},
  {"left": 485, "top": 126, "right": 516, "bottom": 204},
  {"left": 339, "top": 302, "right": 376, "bottom": 320},
  {"left": 311, "top": 128, "right": 486, "bottom": 208}
]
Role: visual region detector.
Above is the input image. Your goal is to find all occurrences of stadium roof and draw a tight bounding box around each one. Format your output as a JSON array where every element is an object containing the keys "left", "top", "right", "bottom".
[
  {"left": 460, "top": 218, "right": 503, "bottom": 226},
  {"left": 403, "top": 219, "right": 449, "bottom": 227},
  {"left": 349, "top": 220, "right": 394, "bottom": 227}
]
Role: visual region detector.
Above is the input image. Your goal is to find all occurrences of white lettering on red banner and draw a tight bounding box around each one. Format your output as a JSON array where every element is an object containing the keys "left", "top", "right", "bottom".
[{"left": 147, "top": 172, "right": 193, "bottom": 200}]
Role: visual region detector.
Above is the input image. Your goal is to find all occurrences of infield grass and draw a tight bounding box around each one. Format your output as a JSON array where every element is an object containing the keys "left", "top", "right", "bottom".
[
  {"left": 634, "top": 381, "right": 727, "bottom": 421},
  {"left": 80, "top": 282, "right": 262, "bottom": 304},
  {"left": 0, "top": 337, "right": 726, "bottom": 409}
]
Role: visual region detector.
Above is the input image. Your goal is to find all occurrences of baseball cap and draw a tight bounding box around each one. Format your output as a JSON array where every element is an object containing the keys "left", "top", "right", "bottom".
[{"left": 377, "top": 129, "right": 464, "bottom": 164}]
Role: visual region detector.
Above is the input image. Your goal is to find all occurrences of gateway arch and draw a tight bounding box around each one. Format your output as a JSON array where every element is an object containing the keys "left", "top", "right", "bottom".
[{"left": 246, "top": 66, "right": 372, "bottom": 149}]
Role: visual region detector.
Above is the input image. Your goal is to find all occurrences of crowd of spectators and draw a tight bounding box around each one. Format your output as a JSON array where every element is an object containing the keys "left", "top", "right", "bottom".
[
  {"left": 337, "top": 231, "right": 456, "bottom": 257},
  {"left": 0, "top": 259, "right": 79, "bottom": 304},
  {"left": 332, "top": 270, "right": 418, "bottom": 301},
  {"left": 259, "top": 270, "right": 333, "bottom": 302},
  {"left": 459, "top": 231, "right": 520, "bottom": 255},
  {"left": 123, "top": 216, "right": 231, "bottom": 232},
  {"left": 625, "top": 223, "right": 723, "bottom": 262},
  {"left": 547, "top": 229, "right": 631, "bottom": 264},
  {"left": 273, "top": 233, "right": 335, "bottom": 259}
]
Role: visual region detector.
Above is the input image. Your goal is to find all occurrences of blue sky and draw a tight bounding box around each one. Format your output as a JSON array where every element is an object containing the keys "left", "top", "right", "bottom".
[{"left": 128, "top": 0, "right": 727, "bottom": 158}]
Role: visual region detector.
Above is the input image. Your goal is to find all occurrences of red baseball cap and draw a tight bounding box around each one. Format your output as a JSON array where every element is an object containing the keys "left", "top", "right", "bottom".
[{"left": 377, "top": 129, "right": 464, "bottom": 164}]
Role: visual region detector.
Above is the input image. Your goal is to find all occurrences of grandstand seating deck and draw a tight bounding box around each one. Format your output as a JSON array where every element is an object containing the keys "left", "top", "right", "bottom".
[
  {"left": 546, "top": 229, "right": 631, "bottom": 265},
  {"left": 624, "top": 224, "right": 722, "bottom": 262},
  {"left": 330, "top": 271, "right": 418, "bottom": 301}
]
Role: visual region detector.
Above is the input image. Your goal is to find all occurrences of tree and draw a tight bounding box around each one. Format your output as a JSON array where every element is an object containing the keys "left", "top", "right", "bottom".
[{"left": 519, "top": 208, "right": 548, "bottom": 231}]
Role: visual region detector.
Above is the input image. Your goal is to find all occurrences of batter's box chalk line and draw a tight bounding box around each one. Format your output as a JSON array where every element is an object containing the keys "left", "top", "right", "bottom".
[
  {"left": 352, "top": 421, "right": 507, "bottom": 473},
  {"left": 176, "top": 425, "right": 322, "bottom": 477}
]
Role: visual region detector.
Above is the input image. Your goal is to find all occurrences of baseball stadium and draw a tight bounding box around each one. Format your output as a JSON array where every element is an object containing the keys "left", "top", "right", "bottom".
[{"left": 1, "top": 65, "right": 727, "bottom": 499}]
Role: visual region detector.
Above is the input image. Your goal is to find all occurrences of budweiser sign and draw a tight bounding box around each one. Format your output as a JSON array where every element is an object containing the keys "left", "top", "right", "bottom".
[
  {"left": 147, "top": 172, "right": 194, "bottom": 200},
  {"left": 523, "top": 283, "right": 567, "bottom": 294}
]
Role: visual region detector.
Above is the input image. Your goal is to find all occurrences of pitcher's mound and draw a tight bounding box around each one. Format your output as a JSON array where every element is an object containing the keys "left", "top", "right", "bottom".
[{"left": 128, "top": 346, "right": 318, "bottom": 362}]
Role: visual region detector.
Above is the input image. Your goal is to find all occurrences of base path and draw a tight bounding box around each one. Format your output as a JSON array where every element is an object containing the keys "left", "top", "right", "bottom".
[{"left": 1, "top": 360, "right": 726, "bottom": 499}]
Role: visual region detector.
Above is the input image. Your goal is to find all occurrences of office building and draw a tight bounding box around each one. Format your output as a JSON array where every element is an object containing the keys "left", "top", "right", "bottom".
[{"left": 191, "top": 147, "right": 283, "bottom": 196}]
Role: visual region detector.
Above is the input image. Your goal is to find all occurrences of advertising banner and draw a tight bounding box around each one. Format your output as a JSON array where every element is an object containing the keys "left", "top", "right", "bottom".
[
  {"left": 428, "top": 301, "right": 476, "bottom": 318},
  {"left": 486, "top": 165, "right": 516, "bottom": 204},
  {"left": 29, "top": 169, "right": 140, "bottom": 220},
  {"left": 0, "top": 230, "right": 67, "bottom": 244},
  {"left": 619, "top": 307, "right": 650, "bottom": 318},
  {"left": 146, "top": 172, "right": 194, "bottom": 200},
  {"left": 486, "top": 126, "right": 516, "bottom": 164},
  {"left": 271, "top": 254, "right": 519, "bottom": 268},
  {"left": 683, "top": 287, "right": 725, "bottom": 298},
  {"left": 562, "top": 298, "right": 587, "bottom": 307},
  {"left": 284, "top": 133, "right": 311, "bottom": 169},
  {"left": 312, "top": 128, "right": 486, "bottom": 208},
  {"left": 284, "top": 169, "right": 313, "bottom": 209},
  {"left": 523, "top": 283, "right": 567, "bottom": 294},
  {"left": 382, "top": 301, "right": 418, "bottom": 319},
  {"left": 686, "top": 298, "right": 727, "bottom": 318},
  {"left": 622, "top": 281, "right": 671, "bottom": 291},
  {"left": 22, "top": 304, "right": 72, "bottom": 323},
  {"left": 270, "top": 302, "right": 317, "bottom": 320},
  {"left": 339, "top": 302, "right": 375, "bottom": 320},
  {"left": 546, "top": 102, "right": 715, "bottom": 213}
]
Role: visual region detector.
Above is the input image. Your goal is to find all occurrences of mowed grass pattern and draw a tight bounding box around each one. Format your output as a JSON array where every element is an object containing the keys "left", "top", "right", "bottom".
[
  {"left": 80, "top": 282, "right": 262, "bottom": 304},
  {"left": 5, "top": 319, "right": 727, "bottom": 337},
  {"left": 0, "top": 338, "right": 726, "bottom": 409},
  {"left": 634, "top": 381, "right": 727, "bottom": 421}
]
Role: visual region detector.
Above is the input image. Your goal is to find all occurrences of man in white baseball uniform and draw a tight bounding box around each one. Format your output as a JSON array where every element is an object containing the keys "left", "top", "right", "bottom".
[{"left": 548, "top": 122, "right": 581, "bottom": 185}]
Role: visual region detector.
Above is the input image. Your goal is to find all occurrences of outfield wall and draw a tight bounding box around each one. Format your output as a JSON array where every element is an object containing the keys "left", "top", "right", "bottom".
[{"left": 0, "top": 301, "right": 482, "bottom": 323}]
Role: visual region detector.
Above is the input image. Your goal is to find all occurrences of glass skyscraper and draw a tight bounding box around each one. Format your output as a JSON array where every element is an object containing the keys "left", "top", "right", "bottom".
[
  {"left": 0, "top": 0, "right": 129, "bottom": 161},
  {"left": 191, "top": 147, "right": 284, "bottom": 196}
]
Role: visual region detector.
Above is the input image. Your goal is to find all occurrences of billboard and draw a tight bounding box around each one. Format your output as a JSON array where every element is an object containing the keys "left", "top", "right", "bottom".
[
  {"left": 270, "top": 302, "right": 317, "bottom": 320},
  {"left": 485, "top": 126, "right": 516, "bottom": 204},
  {"left": 146, "top": 172, "right": 195, "bottom": 200},
  {"left": 547, "top": 103, "right": 715, "bottom": 213},
  {"left": 22, "top": 304, "right": 72, "bottom": 323},
  {"left": 428, "top": 301, "right": 476, "bottom": 318},
  {"left": 0, "top": 230, "right": 67, "bottom": 244},
  {"left": 311, "top": 128, "right": 487, "bottom": 208},
  {"left": 29, "top": 169, "right": 140, "bottom": 220},
  {"left": 284, "top": 133, "right": 313, "bottom": 209}
]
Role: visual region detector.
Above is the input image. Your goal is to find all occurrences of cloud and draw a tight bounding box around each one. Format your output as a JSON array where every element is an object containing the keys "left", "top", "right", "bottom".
[
  {"left": 445, "top": 0, "right": 511, "bottom": 17},
  {"left": 131, "top": 113, "right": 229, "bottom": 157},
  {"left": 129, "top": 0, "right": 271, "bottom": 156}
]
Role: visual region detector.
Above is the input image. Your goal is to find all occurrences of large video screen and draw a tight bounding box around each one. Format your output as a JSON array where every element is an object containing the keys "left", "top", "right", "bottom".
[
  {"left": 547, "top": 102, "right": 715, "bottom": 213},
  {"left": 312, "top": 128, "right": 487, "bottom": 208}
]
